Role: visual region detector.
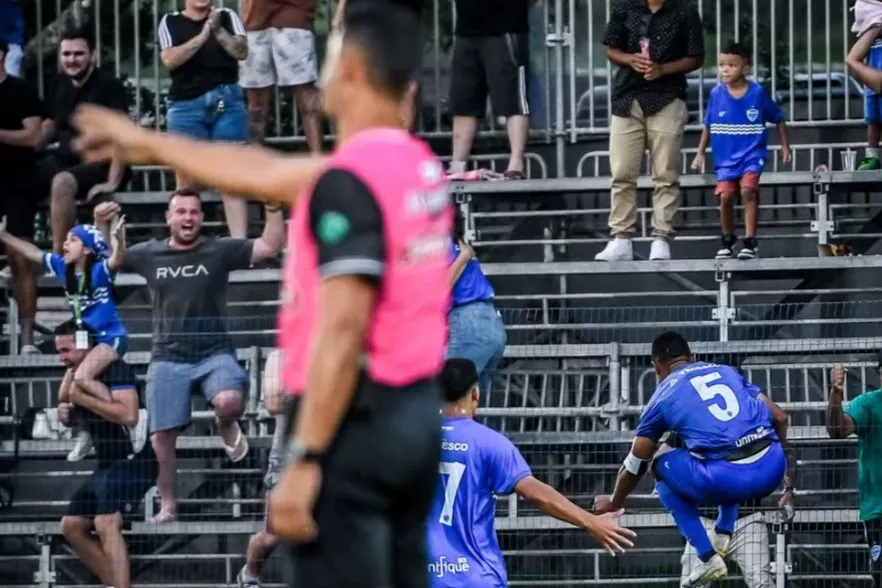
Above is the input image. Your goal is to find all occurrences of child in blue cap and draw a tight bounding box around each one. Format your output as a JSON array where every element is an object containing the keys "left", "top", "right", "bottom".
[{"left": 0, "top": 214, "right": 129, "bottom": 458}]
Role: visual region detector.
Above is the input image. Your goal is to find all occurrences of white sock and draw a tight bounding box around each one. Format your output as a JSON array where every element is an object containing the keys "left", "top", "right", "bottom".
[
  {"left": 448, "top": 160, "right": 467, "bottom": 174},
  {"left": 868, "top": 147, "right": 880, "bottom": 159}
]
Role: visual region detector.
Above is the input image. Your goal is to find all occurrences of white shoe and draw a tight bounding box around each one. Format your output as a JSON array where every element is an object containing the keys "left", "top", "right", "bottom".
[
  {"left": 67, "top": 431, "right": 94, "bottom": 461},
  {"left": 595, "top": 237, "right": 634, "bottom": 261},
  {"left": 649, "top": 238, "right": 671, "bottom": 260},
  {"left": 20, "top": 344, "right": 41, "bottom": 355},
  {"left": 237, "top": 566, "right": 262, "bottom": 588},
  {"left": 128, "top": 409, "right": 148, "bottom": 454},
  {"left": 712, "top": 533, "right": 731, "bottom": 557},
  {"left": 682, "top": 553, "right": 727, "bottom": 587}
]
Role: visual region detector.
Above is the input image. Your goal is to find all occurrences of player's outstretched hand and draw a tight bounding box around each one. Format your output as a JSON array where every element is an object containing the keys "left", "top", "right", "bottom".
[
  {"left": 593, "top": 494, "right": 616, "bottom": 515},
  {"left": 587, "top": 509, "right": 636, "bottom": 556},
  {"left": 72, "top": 105, "right": 155, "bottom": 165}
]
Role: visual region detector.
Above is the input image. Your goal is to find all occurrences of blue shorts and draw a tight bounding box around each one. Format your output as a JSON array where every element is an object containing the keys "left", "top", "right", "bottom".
[
  {"left": 95, "top": 333, "right": 128, "bottom": 356},
  {"left": 65, "top": 455, "right": 157, "bottom": 518},
  {"left": 867, "top": 93, "right": 882, "bottom": 124},
  {"left": 446, "top": 300, "right": 507, "bottom": 392},
  {"left": 166, "top": 84, "right": 248, "bottom": 143},
  {"left": 654, "top": 442, "right": 786, "bottom": 506},
  {"left": 146, "top": 352, "right": 249, "bottom": 433}
]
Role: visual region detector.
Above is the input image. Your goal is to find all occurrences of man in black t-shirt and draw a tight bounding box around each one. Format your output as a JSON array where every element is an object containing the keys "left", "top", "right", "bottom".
[
  {"left": 157, "top": 0, "right": 250, "bottom": 237},
  {"left": 55, "top": 320, "right": 156, "bottom": 588},
  {"left": 0, "top": 37, "right": 43, "bottom": 353},
  {"left": 37, "top": 27, "right": 132, "bottom": 254}
]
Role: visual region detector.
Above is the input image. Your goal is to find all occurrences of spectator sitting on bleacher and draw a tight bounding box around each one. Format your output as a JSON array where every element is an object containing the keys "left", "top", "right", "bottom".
[
  {"left": 93, "top": 193, "right": 285, "bottom": 524},
  {"left": 0, "top": 38, "right": 43, "bottom": 354},
  {"left": 691, "top": 41, "right": 791, "bottom": 261},
  {"left": 55, "top": 319, "right": 155, "bottom": 588},
  {"left": 35, "top": 28, "right": 132, "bottom": 255},
  {"left": 826, "top": 365, "right": 882, "bottom": 588},
  {"left": 0, "top": 216, "right": 130, "bottom": 462},
  {"left": 238, "top": 348, "right": 285, "bottom": 588}
]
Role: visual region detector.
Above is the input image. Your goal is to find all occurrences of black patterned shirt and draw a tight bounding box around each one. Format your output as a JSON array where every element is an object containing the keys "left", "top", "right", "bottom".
[{"left": 603, "top": 0, "right": 705, "bottom": 117}]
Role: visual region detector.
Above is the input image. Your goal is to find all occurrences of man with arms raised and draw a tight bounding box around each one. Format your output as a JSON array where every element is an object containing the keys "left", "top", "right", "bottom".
[
  {"left": 74, "top": 3, "right": 454, "bottom": 586},
  {"left": 93, "top": 192, "right": 285, "bottom": 523},
  {"left": 429, "top": 358, "right": 634, "bottom": 587},
  {"left": 55, "top": 320, "right": 155, "bottom": 588},
  {"left": 594, "top": 331, "right": 792, "bottom": 588}
]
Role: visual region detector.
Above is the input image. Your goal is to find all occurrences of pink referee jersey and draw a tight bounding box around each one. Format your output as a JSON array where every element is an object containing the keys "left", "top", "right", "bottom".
[{"left": 278, "top": 128, "right": 452, "bottom": 395}]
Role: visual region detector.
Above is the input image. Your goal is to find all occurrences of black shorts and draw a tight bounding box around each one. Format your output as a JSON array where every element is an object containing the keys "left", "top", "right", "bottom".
[
  {"left": 0, "top": 177, "right": 39, "bottom": 239},
  {"left": 449, "top": 33, "right": 530, "bottom": 119},
  {"left": 35, "top": 153, "right": 132, "bottom": 202},
  {"left": 65, "top": 455, "right": 157, "bottom": 519},
  {"left": 282, "top": 377, "right": 442, "bottom": 588},
  {"left": 865, "top": 517, "right": 882, "bottom": 587}
]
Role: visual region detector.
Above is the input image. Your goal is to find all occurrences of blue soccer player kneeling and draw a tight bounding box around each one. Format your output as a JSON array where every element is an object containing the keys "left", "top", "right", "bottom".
[{"left": 594, "top": 331, "right": 793, "bottom": 588}]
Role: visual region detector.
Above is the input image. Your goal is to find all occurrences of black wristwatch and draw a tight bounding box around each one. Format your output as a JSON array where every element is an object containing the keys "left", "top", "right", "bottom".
[{"left": 283, "top": 439, "right": 324, "bottom": 466}]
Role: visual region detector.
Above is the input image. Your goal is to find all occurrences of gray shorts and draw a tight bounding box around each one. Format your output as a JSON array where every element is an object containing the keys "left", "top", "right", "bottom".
[{"left": 146, "top": 352, "right": 249, "bottom": 433}]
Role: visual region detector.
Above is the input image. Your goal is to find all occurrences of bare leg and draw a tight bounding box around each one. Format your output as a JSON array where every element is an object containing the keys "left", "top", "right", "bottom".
[
  {"left": 95, "top": 513, "right": 132, "bottom": 588},
  {"left": 246, "top": 87, "right": 272, "bottom": 145},
  {"left": 451, "top": 116, "right": 479, "bottom": 172},
  {"left": 293, "top": 84, "right": 323, "bottom": 154},
  {"left": 60, "top": 516, "right": 115, "bottom": 586},
  {"left": 505, "top": 114, "right": 529, "bottom": 174},
  {"left": 50, "top": 172, "right": 79, "bottom": 254},
  {"left": 221, "top": 194, "right": 249, "bottom": 238},
  {"left": 73, "top": 343, "right": 118, "bottom": 402},
  {"left": 741, "top": 189, "right": 759, "bottom": 239},
  {"left": 718, "top": 192, "right": 736, "bottom": 237},
  {"left": 150, "top": 429, "right": 180, "bottom": 521},
  {"left": 6, "top": 247, "right": 37, "bottom": 347}
]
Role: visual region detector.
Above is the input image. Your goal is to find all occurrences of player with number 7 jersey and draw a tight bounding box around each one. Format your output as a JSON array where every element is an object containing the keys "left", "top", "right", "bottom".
[
  {"left": 593, "top": 331, "right": 791, "bottom": 588},
  {"left": 428, "top": 359, "right": 636, "bottom": 588}
]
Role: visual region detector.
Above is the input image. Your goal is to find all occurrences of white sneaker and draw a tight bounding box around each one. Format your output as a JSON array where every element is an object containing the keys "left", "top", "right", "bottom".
[
  {"left": 595, "top": 238, "right": 633, "bottom": 261},
  {"left": 128, "top": 409, "right": 148, "bottom": 454},
  {"left": 20, "top": 345, "right": 41, "bottom": 355},
  {"left": 712, "top": 533, "right": 731, "bottom": 557},
  {"left": 67, "top": 431, "right": 94, "bottom": 462},
  {"left": 649, "top": 238, "right": 671, "bottom": 260},
  {"left": 237, "top": 566, "right": 262, "bottom": 588},
  {"left": 682, "top": 553, "right": 727, "bottom": 587}
]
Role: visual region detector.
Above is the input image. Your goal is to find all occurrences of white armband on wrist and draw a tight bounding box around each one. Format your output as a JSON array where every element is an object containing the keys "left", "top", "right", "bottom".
[{"left": 623, "top": 452, "right": 649, "bottom": 476}]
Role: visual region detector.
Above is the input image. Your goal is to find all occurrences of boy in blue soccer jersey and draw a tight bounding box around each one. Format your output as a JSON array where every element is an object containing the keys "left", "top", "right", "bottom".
[
  {"left": 859, "top": 28, "right": 882, "bottom": 171},
  {"left": 428, "top": 358, "right": 635, "bottom": 588},
  {"left": 691, "top": 41, "right": 791, "bottom": 261},
  {"left": 594, "top": 331, "right": 793, "bottom": 588}
]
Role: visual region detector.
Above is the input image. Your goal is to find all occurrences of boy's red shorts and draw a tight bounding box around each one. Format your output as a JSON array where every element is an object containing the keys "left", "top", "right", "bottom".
[{"left": 715, "top": 171, "right": 761, "bottom": 195}]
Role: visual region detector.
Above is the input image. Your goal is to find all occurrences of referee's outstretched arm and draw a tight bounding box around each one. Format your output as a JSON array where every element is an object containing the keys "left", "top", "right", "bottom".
[{"left": 514, "top": 475, "right": 636, "bottom": 556}]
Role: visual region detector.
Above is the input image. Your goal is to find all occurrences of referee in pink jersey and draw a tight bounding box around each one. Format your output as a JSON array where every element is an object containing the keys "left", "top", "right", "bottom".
[{"left": 72, "top": 3, "right": 450, "bottom": 588}]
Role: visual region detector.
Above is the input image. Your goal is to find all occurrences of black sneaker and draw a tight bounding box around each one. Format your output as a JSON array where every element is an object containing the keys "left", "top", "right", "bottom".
[
  {"left": 715, "top": 235, "right": 737, "bottom": 259},
  {"left": 738, "top": 238, "right": 758, "bottom": 259}
]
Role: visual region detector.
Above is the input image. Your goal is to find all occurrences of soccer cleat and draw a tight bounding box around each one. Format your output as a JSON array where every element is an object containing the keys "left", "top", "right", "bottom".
[
  {"left": 595, "top": 237, "right": 634, "bottom": 261},
  {"left": 649, "top": 238, "right": 671, "bottom": 260},
  {"left": 67, "top": 430, "right": 94, "bottom": 462},
  {"left": 858, "top": 156, "right": 881, "bottom": 171},
  {"left": 682, "top": 553, "right": 728, "bottom": 587},
  {"left": 237, "top": 566, "right": 262, "bottom": 588},
  {"left": 712, "top": 533, "right": 731, "bottom": 558}
]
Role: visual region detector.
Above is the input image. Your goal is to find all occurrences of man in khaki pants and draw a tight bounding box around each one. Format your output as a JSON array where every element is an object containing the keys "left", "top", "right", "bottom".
[{"left": 597, "top": 0, "right": 704, "bottom": 261}]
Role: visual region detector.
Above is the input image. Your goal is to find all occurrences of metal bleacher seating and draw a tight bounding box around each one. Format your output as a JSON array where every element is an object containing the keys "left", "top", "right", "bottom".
[{"left": 1, "top": 160, "right": 882, "bottom": 587}]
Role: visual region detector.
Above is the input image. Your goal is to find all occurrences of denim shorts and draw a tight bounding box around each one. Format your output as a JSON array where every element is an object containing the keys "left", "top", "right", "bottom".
[
  {"left": 146, "top": 352, "right": 249, "bottom": 432},
  {"left": 446, "top": 300, "right": 507, "bottom": 393},
  {"left": 166, "top": 84, "right": 248, "bottom": 143}
]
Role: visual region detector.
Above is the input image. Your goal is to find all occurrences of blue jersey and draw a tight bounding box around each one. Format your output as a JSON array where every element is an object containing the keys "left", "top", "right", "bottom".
[
  {"left": 636, "top": 362, "right": 777, "bottom": 460},
  {"left": 867, "top": 39, "right": 882, "bottom": 96},
  {"left": 43, "top": 253, "right": 126, "bottom": 339},
  {"left": 704, "top": 82, "right": 785, "bottom": 181},
  {"left": 427, "top": 417, "right": 531, "bottom": 588},
  {"left": 449, "top": 241, "right": 495, "bottom": 307},
  {"left": 0, "top": 0, "right": 24, "bottom": 45}
]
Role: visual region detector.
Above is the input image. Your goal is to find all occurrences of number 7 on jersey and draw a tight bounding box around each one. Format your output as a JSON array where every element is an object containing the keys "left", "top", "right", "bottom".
[{"left": 438, "top": 461, "right": 466, "bottom": 526}]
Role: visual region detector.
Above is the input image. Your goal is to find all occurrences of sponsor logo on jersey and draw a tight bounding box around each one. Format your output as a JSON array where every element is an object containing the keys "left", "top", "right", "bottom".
[
  {"left": 442, "top": 441, "right": 469, "bottom": 452},
  {"left": 428, "top": 556, "right": 470, "bottom": 578}
]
